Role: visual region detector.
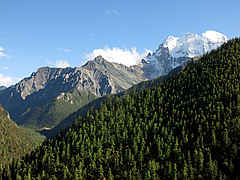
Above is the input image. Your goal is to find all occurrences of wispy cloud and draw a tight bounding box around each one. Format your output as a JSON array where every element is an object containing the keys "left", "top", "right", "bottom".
[
  {"left": 46, "top": 59, "right": 54, "bottom": 65},
  {"left": 0, "top": 74, "right": 13, "bottom": 86},
  {"left": 34, "top": 55, "right": 43, "bottom": 59},
  {"left": 1, "top": 66, "right": 9, "bottom": 70},
  {"left": 84, "top": 46, "right": 151, "bottom": 67},
  {"left": 46, "top": 59, "right": 70, "bottom": 68},
  {"left": 0, "top": 47, "right": 9, "bottom": 58},
  {"left": 106, "top": 10, "right": 119, "bottom": 15},
  {"left": 55, "top": 60, "right": 70, "bottom": 68},
  {"left": 58, "top": 48, "right": 71, "bottom": 52}
]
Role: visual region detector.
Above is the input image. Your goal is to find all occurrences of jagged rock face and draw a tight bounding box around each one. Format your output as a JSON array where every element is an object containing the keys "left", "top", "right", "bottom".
[
  {"left": 0, "top": 86, "right": 6, "bottom": 91},
  {"left": 142, "top": 30, "right": 228, "bottom": 79},
  {"left": 0, "top": 56, "right": 146, "bottom": 120}
]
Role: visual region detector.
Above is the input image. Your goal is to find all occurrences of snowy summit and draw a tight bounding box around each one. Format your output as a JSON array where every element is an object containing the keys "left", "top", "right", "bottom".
[
  {"left": 143, "top": 30, "right": 228, "bottom": 79},
  {"left": 161, "top": 30, "right": 228, "bottom": 58}
]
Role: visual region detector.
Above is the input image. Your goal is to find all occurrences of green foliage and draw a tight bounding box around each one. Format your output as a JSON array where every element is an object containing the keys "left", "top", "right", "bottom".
[
  {"left": 2, "top": 37, "right": 240, "bottom": 179},
  {"left": 0, "top": 105, "right": 36, "bottom": 170},
  {"left": 17, "top": 89, "right": 97, "bottom": 130},
  {"left": 20, "top": 126, "right": 46, "bottom": 144}
]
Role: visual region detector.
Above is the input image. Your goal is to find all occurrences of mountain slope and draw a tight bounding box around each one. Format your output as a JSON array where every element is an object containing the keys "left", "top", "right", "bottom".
[
  {"left": 0, "top": 31, "right": 226, "bottom": 128},
  {"left": 46, "top": 56, "right": 203, "bottom": 138},
  {"left": 0, "top": 56, "right": 146, "bottom": 122},
  {"left": 4, "top": 37, "right": 240, "bottom": 179},
  {"left": 17, "top": 89, "right": 97, "bottom": 130},
  {"left": 0, "top": 104, "right": 36, "bottom": 169},
  {"left": 142, "top": 30, "right": 227, "bottom": 79}
]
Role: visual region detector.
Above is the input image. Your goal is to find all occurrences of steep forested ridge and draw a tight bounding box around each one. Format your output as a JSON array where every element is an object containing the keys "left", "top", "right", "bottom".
[
  {"left": 0, "top": 105, "right": 36, "bottom": 171},
  {"left": 2, "top": 38, "right": 240, "bottom": 179}
]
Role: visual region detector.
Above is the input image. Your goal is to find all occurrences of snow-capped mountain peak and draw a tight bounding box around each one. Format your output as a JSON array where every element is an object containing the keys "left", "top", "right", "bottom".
[
  {"left": 165, "top": 30, "right": 227, "bottom": 59},
  {"left": 202, "top": 30, "right": 228, "bottom": 43},
  {"left": 142, "top": 30, "right": 228, "bottom": 79},
  {"left": 163, "top": 36, "right": 179, "bottom": 52}
]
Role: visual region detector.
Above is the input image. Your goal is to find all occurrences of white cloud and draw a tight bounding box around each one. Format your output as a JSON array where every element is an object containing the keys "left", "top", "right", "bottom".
[
  {"left": 0, "top": 47, "right": 9, "bottom": 58},
  {"left": 84, "top": 46, "right": 152, "bottom": 67},
  {"left": 46, "top": 59, "right": 53, "bottom": 65},
  {"left": 55, "top": 59, "right": 70, "bottom": 68},
  {"left": 0, "top": 74, "right": 14, "bottom": 86},
  {"left": 34, "top": 55, "right": 43, "bottom": 59},
  {"left": 106, "top": 10, "right": 119, "bottom": 15},
  {"left": 1, "top": 66, "right": 9, "bottom": 70},
  {"left": 46, "top": 59, "right": 70, "bottom": 68},
  {"left": 58, "top": 48, "right": 71, "bottom": 52}
]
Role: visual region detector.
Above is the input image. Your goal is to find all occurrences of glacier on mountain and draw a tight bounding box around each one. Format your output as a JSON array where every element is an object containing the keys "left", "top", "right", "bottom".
[{"left": 142, "top": 30, "right": 228, "bottom": 79}]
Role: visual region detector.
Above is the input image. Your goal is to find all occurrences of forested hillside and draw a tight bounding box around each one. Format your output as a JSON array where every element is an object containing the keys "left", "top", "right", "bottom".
[
  {"left": 2, "top": 38, "right": 240, "bottom": 179},
  {"left": 0, "top": 105, "right": 36, "bottom": 171},
  {"left": 17, "top": 89, "right": 97, "bottom": 130}
]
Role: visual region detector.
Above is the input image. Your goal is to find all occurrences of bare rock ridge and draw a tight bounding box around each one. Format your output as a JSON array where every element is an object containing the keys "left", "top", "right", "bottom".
[{"left": 0, "top": 56, "right": 147, "bottom": 121}]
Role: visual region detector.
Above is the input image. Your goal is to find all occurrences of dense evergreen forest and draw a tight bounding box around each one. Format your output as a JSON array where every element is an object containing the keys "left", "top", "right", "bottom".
[{"left": 2, "top": 37, "right": 240, "bottom": 179}]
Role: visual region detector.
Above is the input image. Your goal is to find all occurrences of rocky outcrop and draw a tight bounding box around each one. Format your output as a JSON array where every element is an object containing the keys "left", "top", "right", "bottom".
[{"left": 0, "top": 86, "right": 6, "bottom": 91}]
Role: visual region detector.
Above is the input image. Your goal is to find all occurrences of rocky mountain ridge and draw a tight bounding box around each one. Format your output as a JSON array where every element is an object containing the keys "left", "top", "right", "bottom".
[{"left": 0, "top": 56, "right": 146, "bottom": 121}]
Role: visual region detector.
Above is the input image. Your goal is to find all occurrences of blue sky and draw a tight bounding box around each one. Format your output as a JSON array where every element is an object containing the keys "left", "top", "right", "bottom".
[{"left": 0, "top": 0, "right": 239, "bottom": 86}]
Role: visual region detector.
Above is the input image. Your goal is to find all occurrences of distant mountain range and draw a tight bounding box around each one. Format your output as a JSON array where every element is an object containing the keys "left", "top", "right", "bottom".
[
  {"left": 0, "top": 55, "right": 146, "bottom": 123},
  {"left": 0, "top": 30, "right": 227, "bottom": 135}
]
